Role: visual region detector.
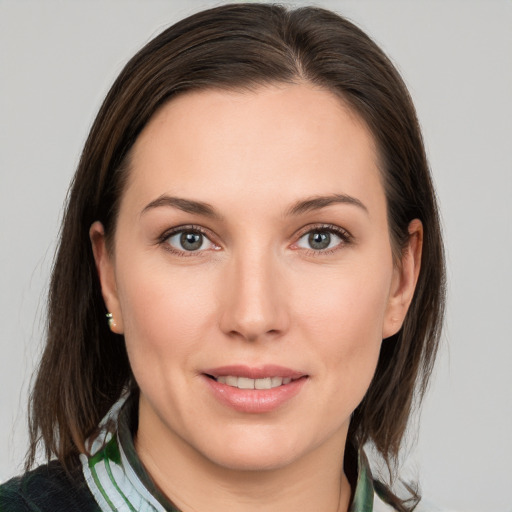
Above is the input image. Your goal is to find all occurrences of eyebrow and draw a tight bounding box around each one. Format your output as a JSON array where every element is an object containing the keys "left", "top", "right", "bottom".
[
  {"left": 141, "top": 192, "right": 368, "bottom": 219},
  {"left": 141, "top": 195, "right": 221, "bottom": 219},
  {"left": 286, "top": 194, "right": 368, "bottom": 216}
]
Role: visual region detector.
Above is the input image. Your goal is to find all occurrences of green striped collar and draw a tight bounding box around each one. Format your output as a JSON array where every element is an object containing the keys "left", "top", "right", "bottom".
[{"left": 81, "top": 394, "right": 376, "bottom": 512}]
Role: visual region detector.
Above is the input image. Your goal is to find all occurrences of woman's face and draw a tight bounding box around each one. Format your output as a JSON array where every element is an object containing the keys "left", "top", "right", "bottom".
[{"left": 92, "top": 83, "right": 420, "bottom": 473}]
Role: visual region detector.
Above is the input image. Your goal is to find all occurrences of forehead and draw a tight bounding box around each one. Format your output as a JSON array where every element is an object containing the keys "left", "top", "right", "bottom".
[{"left": 124, "top": 83, "right": 383, "bottom": 215}]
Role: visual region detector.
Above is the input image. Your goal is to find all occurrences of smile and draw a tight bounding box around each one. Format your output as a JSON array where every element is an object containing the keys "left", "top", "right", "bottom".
[
  {"left": 202, "top": 365, "right": 308, "bottom": 413},
  {"left": 213, "top": 376, "right": 293, "bottom": 389}
]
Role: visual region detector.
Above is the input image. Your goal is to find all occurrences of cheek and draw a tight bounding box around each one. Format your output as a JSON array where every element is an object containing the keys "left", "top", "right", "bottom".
[
  {"left": 296, "top": 256, "right": 392, "bottom": 340},
  {"left": 115, "top": 258, "right": 217, "bottom": 375},
  {"left": 293, "top": 259, "right": 392, "bottom": 401}
]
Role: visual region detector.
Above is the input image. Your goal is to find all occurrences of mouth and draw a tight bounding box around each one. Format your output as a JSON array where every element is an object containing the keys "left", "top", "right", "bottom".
[
  {"left": 202, "top": 366, "right": 308, "bottom": 413},
  {"left": 206, "top": 375, "right": 296, "bottom": 389}
]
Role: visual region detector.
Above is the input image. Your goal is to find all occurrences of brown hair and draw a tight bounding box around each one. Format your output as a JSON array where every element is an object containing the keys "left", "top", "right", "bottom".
[{"left": 28, "top": 3, "right": 445, "bottom": 510}]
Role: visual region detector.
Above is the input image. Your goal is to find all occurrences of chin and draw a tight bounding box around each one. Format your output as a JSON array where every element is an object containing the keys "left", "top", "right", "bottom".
[
  {"left": 207, "top": 449, "right": 297, "bottom": 473},
  {"left": 193, "top": 428, "right": 306, "bottom": 473}
]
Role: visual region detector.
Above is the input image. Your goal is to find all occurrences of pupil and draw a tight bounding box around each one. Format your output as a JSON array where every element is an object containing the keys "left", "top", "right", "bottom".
[
  {"left": 180, "top": 232, "right": 202, "bottom": 251},
  {"left": 308, "top": 231, "right": 330, "bottom": 250}
]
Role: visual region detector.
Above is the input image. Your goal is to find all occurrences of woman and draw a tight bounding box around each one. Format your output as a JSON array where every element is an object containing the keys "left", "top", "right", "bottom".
[{"left": 0, "top": 3, "right": 445, "bottom": 511}]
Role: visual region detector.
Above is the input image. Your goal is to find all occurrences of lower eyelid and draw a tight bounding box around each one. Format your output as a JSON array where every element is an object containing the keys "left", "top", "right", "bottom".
[
  {"left": 158, "top": 225, "right": 351, "bottom": 255},
  {"left": 159, "top": 226, "right": 219, "bottom": 252}
]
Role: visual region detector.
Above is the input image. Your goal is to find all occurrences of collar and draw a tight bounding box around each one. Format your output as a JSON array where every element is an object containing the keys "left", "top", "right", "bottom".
[
  {"left": 81, "top": 393, "right": 376, "bottom": 512},
  {"left": 349, "top": 449, "right": 375, "bottom": 511}
]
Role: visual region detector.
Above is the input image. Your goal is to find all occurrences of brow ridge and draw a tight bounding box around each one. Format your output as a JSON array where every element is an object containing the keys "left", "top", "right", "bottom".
[
  {"left": 142, "top": 193, "right": 367, "bottom": 219},
  {"left": 286, "top": 194, "right": 368, "bottom": 216},
  {"left": 141, "top": 195, "right": 219, "bottom": 218}
]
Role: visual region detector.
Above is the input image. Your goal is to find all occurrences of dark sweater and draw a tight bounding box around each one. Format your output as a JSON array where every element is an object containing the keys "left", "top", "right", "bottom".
[{"left": 0, "top": 460, "right": 99, "bottom": 512}]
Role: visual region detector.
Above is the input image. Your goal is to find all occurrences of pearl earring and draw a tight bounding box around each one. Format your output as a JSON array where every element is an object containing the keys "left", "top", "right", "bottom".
[{"left": 106, "top": 312, "right": 116, "bottom": 330}]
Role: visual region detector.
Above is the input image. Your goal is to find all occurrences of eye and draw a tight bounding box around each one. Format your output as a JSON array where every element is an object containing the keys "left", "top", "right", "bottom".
[
  {"left": 165, "top": 228, "right": 217, "bottom": 253},
  {"left": 295, "top": 226, "right": 349, "bottom": 252}
]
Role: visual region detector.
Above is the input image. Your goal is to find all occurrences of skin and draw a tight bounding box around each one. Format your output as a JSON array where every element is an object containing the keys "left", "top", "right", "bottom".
[{"left": 91, "top": 83, "right": 422, "bottom": 512}]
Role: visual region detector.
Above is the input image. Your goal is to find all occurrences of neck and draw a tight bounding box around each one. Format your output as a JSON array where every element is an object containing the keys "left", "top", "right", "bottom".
[{"left": 135, "top": 403, "right": 353, "bottom": 512}]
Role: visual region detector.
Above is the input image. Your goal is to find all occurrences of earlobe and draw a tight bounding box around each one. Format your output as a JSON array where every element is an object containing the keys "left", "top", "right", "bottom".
[
  {"left": 382, "top": 219, "right": 423, "bottom": 339},
  {"left": 89, "top": 221, "right": 124, "bottom": 334}
]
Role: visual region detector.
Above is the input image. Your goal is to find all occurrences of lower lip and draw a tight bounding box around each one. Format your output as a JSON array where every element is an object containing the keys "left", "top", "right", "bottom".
[{"left": 203, "top": 375, "right": 308, "bottom": 413}]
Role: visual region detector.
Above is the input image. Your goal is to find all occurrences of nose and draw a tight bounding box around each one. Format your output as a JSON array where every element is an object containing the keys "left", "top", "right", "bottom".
[{"left": 218, "top": 248, "right": 289, "bottom": 342}]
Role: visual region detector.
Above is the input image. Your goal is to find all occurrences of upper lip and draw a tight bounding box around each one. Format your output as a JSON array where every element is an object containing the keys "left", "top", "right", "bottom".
[{"left": 203, "top": 365, "right": 307, "bottom": 380}]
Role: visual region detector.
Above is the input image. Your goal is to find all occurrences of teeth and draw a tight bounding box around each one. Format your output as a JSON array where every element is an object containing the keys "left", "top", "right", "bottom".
[
  {"left": 255, "top": 377, "right": 271, "bottom": 390},
  {"left": 271, "top": 376, "right": 282, "bottom": 387},
  {"left": 226, "top": 376, "right": 238, "bottom": 387},
  {"left": 215, "top": 376, "right": 294, "bottom": 389},
  {"left": 238, "top": 377, "right": 255, "bottom": 389}
]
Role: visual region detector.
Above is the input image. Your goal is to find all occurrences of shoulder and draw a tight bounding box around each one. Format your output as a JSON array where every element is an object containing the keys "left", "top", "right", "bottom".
[{"left": 0, "top": 460, "right": 100, "bottom": 512}]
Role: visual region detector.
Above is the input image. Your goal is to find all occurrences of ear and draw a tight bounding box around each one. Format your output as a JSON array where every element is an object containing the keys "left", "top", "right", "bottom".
[
  {"left": 89, "top": 221, "right": 124, "bottom": 334},
  {"left": 382, "top": 219, "right": 423, "bottom": 339}
]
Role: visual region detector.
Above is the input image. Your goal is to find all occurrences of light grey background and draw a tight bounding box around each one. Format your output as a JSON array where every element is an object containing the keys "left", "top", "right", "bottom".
[{"left": 1, "top": 1, "right": 511, "bottom": 511}]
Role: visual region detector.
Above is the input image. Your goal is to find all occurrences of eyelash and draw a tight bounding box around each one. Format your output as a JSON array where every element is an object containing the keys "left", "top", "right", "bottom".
[
  {"left": 157, "top": 223, "right": 353, "bottom": 257},
  {"left": 158, "top": 225, "right": 219, "bottom": 257},
  {"left": 292, "top": 224, "right": 353, "bottom": 256}
]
